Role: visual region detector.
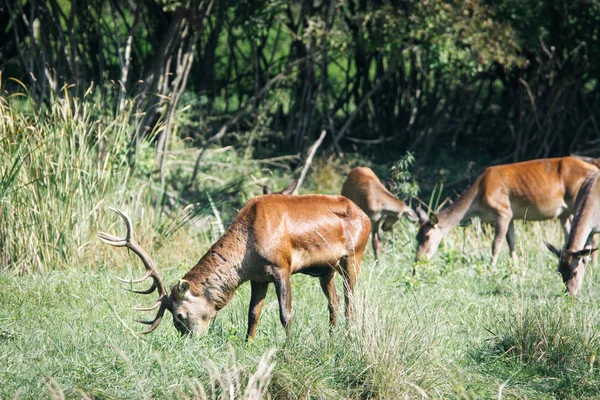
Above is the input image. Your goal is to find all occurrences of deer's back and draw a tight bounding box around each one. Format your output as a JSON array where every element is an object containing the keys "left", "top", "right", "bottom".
[
  {"left": 241, "top": 194, "right": 370, "bottom": 274},
  {"left": 341, "top": 167, "right": 398, "bottom": 217},
  {"left": 476, "top": 157, "right": 598, "bottom": 220}
]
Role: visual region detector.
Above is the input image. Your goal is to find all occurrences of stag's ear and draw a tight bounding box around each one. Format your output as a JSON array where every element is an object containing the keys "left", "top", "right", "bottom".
[
  {"left": 279, "top": 179, "right": 299, "bottom": 195},
  {"left": 178, "top": 279, "right": 191, "bottom": 293},
  {"left": 415, "top": 208, "right": 429, "bottom": 224},
  {"left": 544, "top": 242, "right": 562, "bottom": 258},
  {"left": 429, "top": 213, "right": 439, "bottom": 226},
  {"left": 567, "top": 247, "right": 599, "bottom": 258}
]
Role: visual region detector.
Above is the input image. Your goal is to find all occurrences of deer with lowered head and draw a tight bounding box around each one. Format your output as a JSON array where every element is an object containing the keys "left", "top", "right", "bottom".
[
  {"left": 341, "top": 167, "right": 418, "bottom": 258},
  {"left": 415, "top": 157, "right": 599, "bottom": 268},
  {"left": 545, "top": 171, "right": 600, "bottom": 296},
  {"left": 99, "top": 194, "right": 371, "bottom": 339}
]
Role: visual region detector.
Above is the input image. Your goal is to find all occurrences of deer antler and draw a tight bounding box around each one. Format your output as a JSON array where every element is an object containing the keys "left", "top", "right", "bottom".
[{"left": 98, "top": 207, "right": 171, "bottom": 334}]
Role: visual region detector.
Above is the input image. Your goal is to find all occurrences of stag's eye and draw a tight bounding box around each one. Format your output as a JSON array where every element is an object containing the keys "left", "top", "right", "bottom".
[{"left": 176, "top": 313, "right": 186, "bottom": 321}]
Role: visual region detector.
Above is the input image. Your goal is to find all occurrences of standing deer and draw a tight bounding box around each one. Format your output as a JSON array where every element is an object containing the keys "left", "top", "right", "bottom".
[
  {"left": 415, "top": 157, "right": 599, "bottom": 267},
  {"left": 341, "top": 167, "right": 418, "bottom": 258},
  {"left": 545, "top": 171, "right": 600, "bottom": 296},
  {"left": 99, "top": 194, "right": 371, "bottom": 339}
]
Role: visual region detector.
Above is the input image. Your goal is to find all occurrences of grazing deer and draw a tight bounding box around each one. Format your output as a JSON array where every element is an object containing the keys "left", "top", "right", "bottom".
[
  {"left": 545, "top": 171, "right": 600, "bottom": 296},
  {"left": 341, "top": 167, "right": 418, "bottom": 257},
  {"left": 415, "top": 157, "right": 599, "bottom": 267},
  {"left": 99, "top": 195, "right": 370, "bottom": 339}
]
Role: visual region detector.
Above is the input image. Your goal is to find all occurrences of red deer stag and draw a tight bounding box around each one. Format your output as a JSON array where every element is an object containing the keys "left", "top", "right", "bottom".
[
  {"left": 341, "top": 167, "right": 418, "bottom": 257},
  {"left": 99, "top": 195, "right": 370, "bottom": 339},
  {"left": 415, "top": 157, "right": 599, "bottom": 268},
  {"left": 545, "top": 171, "right": 600, "bottom": 296}
]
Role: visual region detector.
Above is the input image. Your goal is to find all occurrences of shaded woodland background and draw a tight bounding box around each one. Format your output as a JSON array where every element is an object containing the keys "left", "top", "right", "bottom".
[{"left": 3, "top": 0, "right": 600, "bottom": 166}]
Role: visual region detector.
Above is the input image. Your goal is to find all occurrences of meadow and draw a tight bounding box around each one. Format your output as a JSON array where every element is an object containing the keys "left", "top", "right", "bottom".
[{"left": 2, "top": 92, "right": 600, "bottom": 399}]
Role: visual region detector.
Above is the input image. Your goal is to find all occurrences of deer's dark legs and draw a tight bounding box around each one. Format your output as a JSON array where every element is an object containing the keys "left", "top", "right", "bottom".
[
  {"left": 246, "top": 281, "right": 269, "bottom": 340},
  {"left": 319, "top": 272, "right": 339, "bottom": 330},
  {"left": 491, "top": 215, "right": 512, "bottom": 266},
  {"left": 506, "top": 220, "right": 517, "bottom": 261}
]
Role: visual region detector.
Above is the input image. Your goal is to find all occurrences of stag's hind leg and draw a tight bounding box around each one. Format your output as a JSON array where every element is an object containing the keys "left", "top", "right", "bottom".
[
  {"left": 319, "top": 271, "right": 340, "bottom": 330},
  {"left": 559, "top": 213, "right": 572, "bottom": 240},
  {"left": 246, "top": 281, "right": 269, "bottom": 340},
  {"left": 339, "top": 253, "right": 363, "bottom": 322}
]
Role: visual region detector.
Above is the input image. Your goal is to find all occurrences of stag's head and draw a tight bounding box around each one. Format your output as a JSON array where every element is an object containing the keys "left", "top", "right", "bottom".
[
  {"left": 415, "top": 209, "right": 444, "bottom": 261},
  {"left": 545, "top": 242, "right": 597, "bottom": 296},
  {"left": 99, "top": 208, "right": 214, "bottom": 336},
  {"left": 169, "top": 279, "right": 217, "bottom": 336}
]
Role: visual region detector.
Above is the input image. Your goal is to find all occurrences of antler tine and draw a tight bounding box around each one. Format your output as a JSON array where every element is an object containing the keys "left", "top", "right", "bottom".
[
  {"left": 134, "top": 299, "right": 162, "bottom": 311},
  {"left": 116, "top": 269, "right": 153, "bottom": 284},
  {"left": 97, "top": 232, "right": 128, "bottom": 247},
  {"left": 119, "top": 275, "right": 165, "bottom": 296},
  {"left": 121, "top": 282, "right": 157, "bottom": 295},
  {"left": 108, "top": 206, "right": 133, "bottom": 240},
  {"left": 99, "top": 207, "right": 172, "bottom": 334},
  {"left": 136, "top": 302, "right": 168, "bottom": 334},
  {"left": 100, "top": 207, "right": 168, "bottom": 297}
]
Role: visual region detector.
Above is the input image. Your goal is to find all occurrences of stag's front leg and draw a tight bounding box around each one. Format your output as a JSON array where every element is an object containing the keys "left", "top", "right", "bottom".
[
  {"left": 559, "top": 213, "right": 572, "bottom": 240},
  {"left": 339, "top": 256, "right": 357, "bottom": 321},
  {"left": 273, "top": 269, "right": 292, "bottom": 336},
  {"left": 246, "top": 281, "right": 269, "bottom": 340},
  {"left": 319, "top": 271, "right": 339, "bottom": 330},
  {"left": 505, "top": 220, "right": 517, "bottom": 262},
  {"left": 491, "top": 215, "right": 511, "bottom": 266}
]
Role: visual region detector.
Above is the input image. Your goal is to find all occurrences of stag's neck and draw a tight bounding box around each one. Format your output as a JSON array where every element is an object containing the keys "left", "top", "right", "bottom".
[
  {"left": 438, "top": 178, "right": 481, "bottom": 232},
  {"left": 566, "top": 174, "right": 600, "bottom": 251},
  {"left": 183, "top": 223, "right": 248, "bottom": 310}
]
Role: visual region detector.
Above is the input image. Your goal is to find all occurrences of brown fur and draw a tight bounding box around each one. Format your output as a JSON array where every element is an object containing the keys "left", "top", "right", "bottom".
[{"left": 341, "top": 167, "right": 417, "bottom": 257}]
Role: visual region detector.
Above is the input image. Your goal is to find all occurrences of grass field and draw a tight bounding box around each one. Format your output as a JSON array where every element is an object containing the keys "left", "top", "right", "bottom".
[
  {"left": 2, "top": 92, "right": 600, "bottom": 399},
  {"left": 2, "top": 217, "right": 600, "bottom": 399}
]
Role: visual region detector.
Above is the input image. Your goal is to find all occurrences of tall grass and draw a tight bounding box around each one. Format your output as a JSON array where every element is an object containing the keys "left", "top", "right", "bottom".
[
  {"left": 0, "top": 83, "right": 321, "bottom": 275},
  {"left": 0, "top": 85, "right": 148, "bottom": 273},
  {"left": 479, "top": 295, "right": 600, "bottom": 397}
]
